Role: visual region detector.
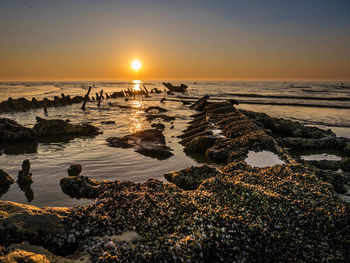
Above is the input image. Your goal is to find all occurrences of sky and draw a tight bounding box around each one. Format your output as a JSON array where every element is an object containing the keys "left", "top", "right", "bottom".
[{"left": 0, "top": 0, "right": 349, "bottom": 81}]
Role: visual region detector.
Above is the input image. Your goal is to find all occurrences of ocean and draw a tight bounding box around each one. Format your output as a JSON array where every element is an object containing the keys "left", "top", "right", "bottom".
[{"left": 1, "top": 81, "right": 349, "bottom": 207}]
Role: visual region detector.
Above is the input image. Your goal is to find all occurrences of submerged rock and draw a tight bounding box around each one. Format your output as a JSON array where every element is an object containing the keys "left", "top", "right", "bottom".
[
  {"left": 151, "top": 123, "right": 165, "bottom": 130},
  {"left": 107, "top": 129, "right": 173, "bottom": 160},
  {"left": 145, "top": 106, "right": 167, "bottom": 113},
  {"left": 0, "top": 169, "right": 14, "bottom": 186},
  {"left": 146, "top": 114, "right": 175, "bottom": 122},
  {"left": 33, "top": 117, "right": 100, "bottom": 138}
]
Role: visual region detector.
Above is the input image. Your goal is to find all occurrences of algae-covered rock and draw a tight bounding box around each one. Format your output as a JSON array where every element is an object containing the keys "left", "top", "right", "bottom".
[
  {"left": 0, "top": 201, "right": 67, "bottom": 247},
  {"left": 0, "top": 118, "right": 37, "bottom": 142},
  {"left": 33, "top": 118, "right": 100, "bottom": 138}
]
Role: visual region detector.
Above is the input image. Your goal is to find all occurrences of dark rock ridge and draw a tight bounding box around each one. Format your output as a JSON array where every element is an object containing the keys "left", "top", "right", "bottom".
[
  {"left": 181, "top": 98, "right": 277, "bottom": 164},
  {"left": 107, "top": 129, "right": 173, "bottom": 160},
  {"left": 57, "top": 161, "right": 350, "bottom": 262},
  {"left": 241, "top": 109, "right": 350, "bottom": 155},
  {"left": 0, "top": 95, "right": 84, "bottom": 113},
  {"left": 1, "top": 117, "right": 100, "bottom": 144}
]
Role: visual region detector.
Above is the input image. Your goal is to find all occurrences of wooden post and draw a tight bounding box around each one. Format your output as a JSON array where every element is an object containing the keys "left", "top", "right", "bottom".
[
  {"left": 81, "top": 86, "right": 92, "bottom": 110},
  {"left": 143, "top": 85, "right": 149, "bottom": 94},
  {"left": 97, "top": 89, "right": 103, "bottom": 108}
]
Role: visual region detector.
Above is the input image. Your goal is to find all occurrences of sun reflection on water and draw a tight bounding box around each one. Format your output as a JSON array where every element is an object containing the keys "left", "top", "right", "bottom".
[
  {"left": 129, "top": 97, "right": 145, "bottom": 133},
  {"left": 132, "top": 80, "right": 142, "bottom": 91}
]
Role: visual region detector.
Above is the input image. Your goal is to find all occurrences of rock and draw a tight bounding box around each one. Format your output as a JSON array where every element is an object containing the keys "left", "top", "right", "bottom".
[
  {"left": 107, "top": 129, "right": 173, "bottom": 160},
  {"left": 101, "top": 120, "right": 115, "bottom": 125},
  {"left": 17, "top": 160, "right": 33, "bottom": 185},
  {"left": 33, "top": 117, "right": 100, "bottom": 138},
  {"left": 146, "top": 114, "right": 175, "bottom": 122},
  {"left": 0, "top": 118, "right": 37, "bottom": 142},
  {"left": 162, "top": 82, "right": 188, "bottom": 92},
  {"left": 63, "top": 162, "right": 349, "bottom": 262},
  {"left": 110, "top": 91, "right": 125, "bottom": 98},
  {"left": 67, "top": 163, "right": 82, "bottom": 177},
  {"left": 145, "top": 106, "right": 167, "bottom": 113},
  {"left": 189, "top": 95, "right": 209, "bottom": 111},
  {"left": 164, "top": 165, "right": 220, "bottom": 190},
  {"left": 181, "top": 102, "right": 276, "bottom": 164},
  {"left": 0, "top": 201, "right": 67, "bottom": 248},
  {"left": 151, "top": 123, "right": 165, "bottom": 130},
  {"left": 342, "top": 157, "right": 350, "bottom": 172},
  {"left": 0, "top": 249, "right": 50, "bottom": 263},
  {"left": 184, "top": 136, "right": 216, "bottom": 153},
  {"left": 60, "top": 175, "right": 102, "bottom": 199},
  {"left": 0, "top": 169, "right": 14, "bottom": 186}
]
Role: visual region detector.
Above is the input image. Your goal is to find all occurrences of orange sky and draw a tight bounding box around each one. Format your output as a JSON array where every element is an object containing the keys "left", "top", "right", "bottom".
[{"left": 0, "top": 1, "right": 349, "bottom": 81}]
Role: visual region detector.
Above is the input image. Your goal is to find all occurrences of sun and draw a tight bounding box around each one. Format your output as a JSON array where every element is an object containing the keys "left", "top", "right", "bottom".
[{"left": 131, "top": 59, "right": 142, "bottom": 71}]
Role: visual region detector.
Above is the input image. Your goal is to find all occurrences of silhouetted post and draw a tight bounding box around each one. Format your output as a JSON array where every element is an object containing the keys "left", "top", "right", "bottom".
[
  {"left": 143, "top": 85, "right": 149, "bottom": 94},
  {"left": 82, "top": 86, "right": 92, "bottom": 111},
  {"left": 97, "top": 89, "right": 103, "bottom": 108}
]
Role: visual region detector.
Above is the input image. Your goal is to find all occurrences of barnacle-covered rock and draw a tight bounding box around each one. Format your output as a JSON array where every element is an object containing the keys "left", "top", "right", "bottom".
[
  {"left": 59, "top": 162, "right": 350, "bottom": 262},
  {"left": 164, "top": 165, "right": 220, "bottom": 190}
]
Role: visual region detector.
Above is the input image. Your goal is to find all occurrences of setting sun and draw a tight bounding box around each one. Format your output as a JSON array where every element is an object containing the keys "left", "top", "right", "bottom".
[{"left": 131, "top": 59, "right": 142, "bottom": 71}]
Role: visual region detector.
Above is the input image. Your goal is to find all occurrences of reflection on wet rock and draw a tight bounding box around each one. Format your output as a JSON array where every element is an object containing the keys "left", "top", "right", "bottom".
[{"left": 107, "top": 129, "right": 173, "bottom": 160}]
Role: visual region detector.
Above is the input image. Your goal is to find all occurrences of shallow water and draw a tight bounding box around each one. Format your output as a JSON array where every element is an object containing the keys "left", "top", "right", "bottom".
[
  {"left": 245, "top": 151, "right": 285, "bottom": 168},
  {"left": 1, "top": 81, "right": 350, "bottom": 206}
]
